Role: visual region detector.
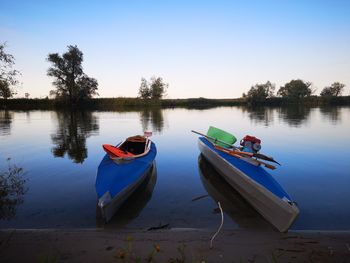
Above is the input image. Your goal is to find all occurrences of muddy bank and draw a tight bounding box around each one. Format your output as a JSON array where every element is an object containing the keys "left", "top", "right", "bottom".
[{"left": 1, "top": 228, "right": 350, "bottom": 262}]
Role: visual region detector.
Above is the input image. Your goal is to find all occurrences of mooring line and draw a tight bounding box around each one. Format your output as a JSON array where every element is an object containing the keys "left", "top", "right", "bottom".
[{"left": 210, "top": 201, "right": 224, "bottom": 249}]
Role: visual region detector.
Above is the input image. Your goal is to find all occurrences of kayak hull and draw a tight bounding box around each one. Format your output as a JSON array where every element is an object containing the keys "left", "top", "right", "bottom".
[
  {"left": 198, "top": 137, "right": 299, "bottom": 232},
  {"left": 96, "top": 141, "right": 157, "bottom": 222},
  {"left": 98, "top": 163, "right": 154, "bottom": 222}
]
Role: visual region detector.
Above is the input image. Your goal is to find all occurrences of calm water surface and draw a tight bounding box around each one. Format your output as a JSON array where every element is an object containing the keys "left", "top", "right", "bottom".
[{"left": 0, "top": 106, "right": 350, "bottom": 230}]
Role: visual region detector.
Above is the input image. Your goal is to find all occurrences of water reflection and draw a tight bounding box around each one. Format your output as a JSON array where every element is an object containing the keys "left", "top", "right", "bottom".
[
  {"left": 51, "top": 110, "right": 99, "bottom": 163},
  {"left": 0, "top": 159, "right": 27, "bottom": 220},
  {"left": 139, "top": 107, "right": 164, "bottom": 134},
  {"left": 242, "top": 107, "right": 274, "bottom": 126},
  {"left": 277, "top": 106, "right": 311, "bottom": 127},
  {"left": 320, "top": 106, "right": 342, "bottom": 124},
  {"left": 96, "top": 163, "right": 157, "bottom": 228},
  {"left": 0, "top": 110, "right": 13, "bottom": 136},
  {"left": 242, "top": 106, "right": 312, "bottom": 127},
  {"left": 198, "top": 155, "right": 272, "bottom": 230}
]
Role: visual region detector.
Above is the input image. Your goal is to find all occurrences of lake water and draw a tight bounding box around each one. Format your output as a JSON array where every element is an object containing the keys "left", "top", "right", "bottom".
[{"left": 1, "top": 106, "right": 350, "bottom": 231}]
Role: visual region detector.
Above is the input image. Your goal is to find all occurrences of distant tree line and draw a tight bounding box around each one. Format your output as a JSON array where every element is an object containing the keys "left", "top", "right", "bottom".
[
  {"left": 243, "top": 79, "right": 346, "bottom": 105},
  {"left": 1, "top": 41, "right": 349, "bottom": 108},
  {"left": 1, "top": 42, "right": 168, "bottom": 105}
]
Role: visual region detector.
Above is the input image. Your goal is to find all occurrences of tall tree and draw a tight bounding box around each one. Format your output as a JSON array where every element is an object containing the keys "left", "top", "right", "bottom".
[
  {"left": 138, "top": 78, "right": 151, "bottom": 99},
  {"left": 138, "top": 76, "right": 168, "bottom": 100},
  {"left": 47, "top": 45, "right": 98, "bottom": 103},
  {"left": 320, "top": 82, "right": 345, "bottom": 97},
  {"left": 149, "top": 76, "right": 168, "bottom": 99},
  {"left": 0, "top": 43, "right": 20, "bottom": 99},
  {"left": 277, "top": 79, "right": 312, "bottom": 99},
  {"left": 243, "top": 81, "right": 275, "bottom": 105}
]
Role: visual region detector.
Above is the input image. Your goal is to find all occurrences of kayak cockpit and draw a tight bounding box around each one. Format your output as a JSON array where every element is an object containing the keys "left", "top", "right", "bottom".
[
  {"left": 103, "top": 135, "right": 151, "bottom": 160},
  {"left": 119, "top": 135, "right": 148, "bottom": 155}
]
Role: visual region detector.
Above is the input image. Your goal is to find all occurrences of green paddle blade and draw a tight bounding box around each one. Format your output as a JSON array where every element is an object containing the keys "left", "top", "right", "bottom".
[{"left": 206, "top": 126, "right": 237, "bottom": 148}]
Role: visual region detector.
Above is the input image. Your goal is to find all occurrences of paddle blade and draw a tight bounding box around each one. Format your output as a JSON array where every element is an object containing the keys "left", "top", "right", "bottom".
[
  {"left": 253, "top": 153, "right": 281, "bottom": 165},
  {"left": 207, "top": 126, "right": 237, "bottom": 148}
]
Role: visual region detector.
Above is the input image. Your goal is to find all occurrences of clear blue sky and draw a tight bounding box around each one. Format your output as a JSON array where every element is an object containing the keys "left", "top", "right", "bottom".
[{"left": 1, "top": 0, "right": 349, "bottom": 98}]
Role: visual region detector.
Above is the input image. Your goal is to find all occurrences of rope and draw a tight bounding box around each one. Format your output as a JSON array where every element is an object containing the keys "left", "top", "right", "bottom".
[{"left": 210, "top": 201, "right": 224, "bottom": 249}]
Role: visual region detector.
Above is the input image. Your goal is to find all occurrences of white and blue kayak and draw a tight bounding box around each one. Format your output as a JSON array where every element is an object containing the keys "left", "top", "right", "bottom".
[
  {"left": 96, "top": 135, "right": 157, "bottom": 222},
  {"left": 198, "top": 136, "right": 299, "bottom": 232}
]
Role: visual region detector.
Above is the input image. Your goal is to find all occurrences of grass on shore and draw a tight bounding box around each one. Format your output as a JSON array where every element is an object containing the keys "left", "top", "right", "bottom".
[{"left": 1, "top": 96, "right": 350, "bottom": 110}]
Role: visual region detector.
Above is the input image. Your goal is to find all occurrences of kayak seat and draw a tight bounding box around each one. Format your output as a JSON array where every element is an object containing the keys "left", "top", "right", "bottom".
[
  {"left": 102, "top": 144, "right": 134, "bottom": 158},
  {"left": 120, "top": 141, "right": 146, "bottom": 155}
]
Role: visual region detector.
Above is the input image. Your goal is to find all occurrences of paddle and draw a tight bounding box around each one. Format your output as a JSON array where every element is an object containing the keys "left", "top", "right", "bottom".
[
  {"left": 215, "top": 145, "right": 276, "bottom": 170},
  {"left": 191, "top": 130, "right": 281, "bottom": 165},
  {"left": 214, "top": 145, "right": 276, "bottom": 169}
]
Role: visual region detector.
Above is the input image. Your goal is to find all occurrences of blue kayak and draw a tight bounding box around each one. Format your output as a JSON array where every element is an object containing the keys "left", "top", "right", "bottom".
[
  {"left": 198, "top": 136, "right": 299, "bottom": 232},
  {"left": 96, "top": 135, "right": 157, "bottom": 222}
]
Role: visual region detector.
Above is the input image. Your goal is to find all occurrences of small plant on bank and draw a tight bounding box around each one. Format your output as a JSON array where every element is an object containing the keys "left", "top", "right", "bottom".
[
  {"left": 115, "top": 235, "right": 161, "bottom": 263},
  {"left": 168, "top": 244, "right": 186, "bottom": 263},
  {"left": 36, "top": 254, "right": 59, "bottom": 263}
]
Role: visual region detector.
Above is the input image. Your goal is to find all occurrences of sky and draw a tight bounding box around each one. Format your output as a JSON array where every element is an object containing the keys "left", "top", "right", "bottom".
[{"left": 1, "top": 0, "right": 350, "bottom": 99}]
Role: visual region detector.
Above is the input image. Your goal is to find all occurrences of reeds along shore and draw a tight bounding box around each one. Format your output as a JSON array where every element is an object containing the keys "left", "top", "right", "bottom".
[{"left": 1, "top": 96, "right": 350, "bottom": 110}]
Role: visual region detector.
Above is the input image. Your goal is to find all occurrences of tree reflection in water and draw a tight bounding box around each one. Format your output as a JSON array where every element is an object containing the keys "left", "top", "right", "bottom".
[
  {"left": 0, "top": 110, "right": 13, "bottom": 136},
  {"left": 139, "top": 107, "right": 164, "bottom": 134},
  {"left": 198, "top": 155, "right": 271, "bottom": 230},
  {"left": 0, "top": 158, "right": 27, "bottom": 220},
  {"left": 96, "top": 163, "right": 157, "bottom": 228},
  {"left": 51, "top": 110, "right": 99, "bottom": 163},
  {"left": 320, "top": 106, "right": 342, "bottom": 124},
  {"left": 242, "top": 106, "right": 275, "bottom": 126},
  {"left": 243, "top": 106, "right": 312, "bottom": 127},
  {"left": 277, "top": 106, "right": 311, "bottom": 127}
]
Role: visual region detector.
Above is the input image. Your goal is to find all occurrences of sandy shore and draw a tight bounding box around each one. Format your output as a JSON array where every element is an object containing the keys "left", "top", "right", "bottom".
[{"left": 1, "top": 228, "right": 350, "bottom": 262}]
